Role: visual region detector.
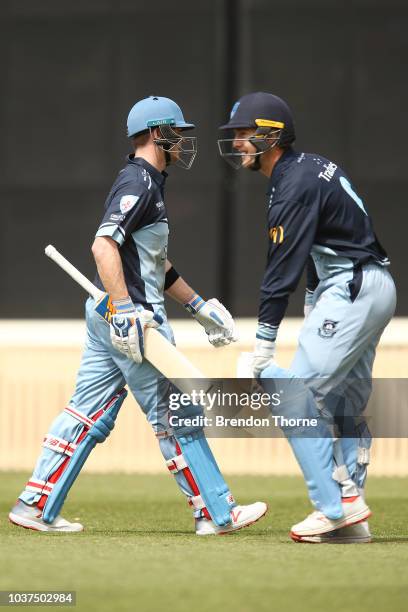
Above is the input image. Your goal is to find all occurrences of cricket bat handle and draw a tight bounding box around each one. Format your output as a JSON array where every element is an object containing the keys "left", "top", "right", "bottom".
[{"left": 45, "top": 244, "right": 104, "bottom": 302}]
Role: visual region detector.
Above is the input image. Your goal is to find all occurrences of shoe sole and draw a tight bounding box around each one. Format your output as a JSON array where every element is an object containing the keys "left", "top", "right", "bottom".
[
  {"left": 291, "top": 530, "right": 372, "bottom": 544},
  {"left": 290, "top": 521, "right": 373, "bottom": 544},
  {"left": 9, "top": 513, "right": 83, "bottom": 533},
  {"left": 9, "top": 515, "right": 44, "bottom": 532},
  {"left": 290, "top": 509, "right": 371, "bottom": 540},
  {"left": 217, "top": 504, "right": 268, "bottom": 535}
]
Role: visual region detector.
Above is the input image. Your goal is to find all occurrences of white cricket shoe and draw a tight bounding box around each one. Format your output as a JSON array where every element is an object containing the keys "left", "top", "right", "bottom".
[
  {"left": 195, "top": 502, "right": 267, "bottom": 535},
  {"left": 290, "top": 496, "right": 371, "bottom": 540},
  {"left": 293, "top": 521, "right": 372, "bottom": 544},
  {"left": 9, "top": 500, "right": 83, "bottom": 533}
]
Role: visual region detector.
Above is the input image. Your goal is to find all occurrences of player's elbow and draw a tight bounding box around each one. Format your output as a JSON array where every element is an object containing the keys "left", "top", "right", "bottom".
[{"left": 91, "top": 236, "right": 118, "bottom": 263}]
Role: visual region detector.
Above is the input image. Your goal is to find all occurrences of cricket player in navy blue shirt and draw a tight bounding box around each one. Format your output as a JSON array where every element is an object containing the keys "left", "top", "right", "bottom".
[
  {"left": 9, "top": 96, "right": 267, "bottom": 534},
  {"left": 219, "top": 92, "right": 396, "bottom": 543}
]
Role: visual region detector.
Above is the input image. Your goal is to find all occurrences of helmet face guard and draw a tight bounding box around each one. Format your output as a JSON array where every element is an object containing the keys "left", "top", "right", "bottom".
[
  {"left": 149, "top": 121, "right": 197, "bottom": 170},
  {"left": 218, "top": 122, "right": 282, "bottom": 170},
  {"left": 127, "top": 97, "right": 197, "bottom": 169}
]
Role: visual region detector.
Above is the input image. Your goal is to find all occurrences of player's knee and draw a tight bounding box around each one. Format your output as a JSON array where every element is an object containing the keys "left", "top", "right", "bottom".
[
  {"left": 261, "top": 369, "right": 321, "bottom": 424},
  {"left": 168, "top": 401, "right": 205, "bottom": 436},
  {"left": 88, "top": 412, "right": 116, "bottom": 442}
]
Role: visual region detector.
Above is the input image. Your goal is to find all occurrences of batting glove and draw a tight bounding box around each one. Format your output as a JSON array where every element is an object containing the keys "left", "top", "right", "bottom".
[
  {"left": 252, "top": 322, "right": 277, "bottom": 378},
  {"left": 184, "top": 295, "right": 237, "bottom": 347},
  {"left": 110, "top": 297, "right": 162, "bottom": 363},
  {"left": 252, "top": 338, "right": 276, "bottom": 378}
]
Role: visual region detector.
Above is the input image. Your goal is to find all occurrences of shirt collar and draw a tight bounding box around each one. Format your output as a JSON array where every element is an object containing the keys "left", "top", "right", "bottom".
[
  {"left": 127, "top": 155, "right": 168, "bottom": 186},
  {"left": 267, "top": 147, "right": 298, "bottom": 192}
]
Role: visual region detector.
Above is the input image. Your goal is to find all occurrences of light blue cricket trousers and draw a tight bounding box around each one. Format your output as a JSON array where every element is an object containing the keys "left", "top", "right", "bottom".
[{"left": 262, "top": 264, "right": 396, "bottom": 518}]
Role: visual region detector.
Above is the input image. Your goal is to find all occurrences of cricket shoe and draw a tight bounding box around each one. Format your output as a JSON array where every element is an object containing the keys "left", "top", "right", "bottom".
[
  {"left": 195, "top": 502, "right": 267, "bottom": 535},
  {"left": 292, "top": 521, "right": 372, "bottom": 544},
  {"left": 290, "top": 495, "right": 371, "bottom": 540},
  {"left": 9, "top": 500, "right": 83, "bottom": 533}
]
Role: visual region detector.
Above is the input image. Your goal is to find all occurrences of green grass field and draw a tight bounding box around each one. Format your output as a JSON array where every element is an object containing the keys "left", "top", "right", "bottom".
[{"left": 0, "top": 473, "right": 407, "bottom": 612}]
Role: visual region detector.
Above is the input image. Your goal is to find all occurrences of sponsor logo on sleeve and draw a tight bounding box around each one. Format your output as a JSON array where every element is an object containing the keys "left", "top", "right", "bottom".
[
  {"left": 119, "top": 195, "right": 139, "bottom": 214},
  {"left": 109, "top": 213, "right": 125, "bottom": 222},
  {"left": 318, "top": 161, "right": 337, "bottom": 183}
]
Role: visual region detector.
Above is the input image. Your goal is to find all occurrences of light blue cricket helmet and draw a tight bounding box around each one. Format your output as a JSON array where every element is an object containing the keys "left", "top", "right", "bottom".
[{"left": 127, "top": 95, "right": 195, "bottom": 137}]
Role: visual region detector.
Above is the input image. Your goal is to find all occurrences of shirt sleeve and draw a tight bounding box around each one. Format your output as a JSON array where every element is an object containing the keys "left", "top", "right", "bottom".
[
  {"left": 95, "top": 184, "right": 152, "bottom": 246},
  {"left": 258, "top": 198, "right": 319, "bottom": 327}
]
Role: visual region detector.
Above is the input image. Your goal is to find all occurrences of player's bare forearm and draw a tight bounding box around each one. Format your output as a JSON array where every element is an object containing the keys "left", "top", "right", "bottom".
[
  {"left": 166, "top": 276, "right": 196, "bottom": 304},
  {"left": 164, "top": 258, "right": 236, "bottom": 345},
  {"left": 165, "top": 258, "right": 196, "bottom": 304},
  {"left": 91, "top": 237, "right": 129, "bottom": 301}
]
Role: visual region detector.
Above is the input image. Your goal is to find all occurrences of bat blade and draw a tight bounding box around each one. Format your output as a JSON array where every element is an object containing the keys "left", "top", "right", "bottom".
[{"left": 144, "top": 327, "right": 204, "bottom": 379}]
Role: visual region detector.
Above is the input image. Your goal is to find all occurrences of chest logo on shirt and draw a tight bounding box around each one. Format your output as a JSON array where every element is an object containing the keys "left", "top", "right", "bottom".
[
  {"left": 318, "top": 319, "right": 339, "bottom": 338},
  {"left": 269, "top": 225, "right": 284, "bottom": 243},
  {"left": 120, "top": 195, "right": 139, "bottom": 214}
]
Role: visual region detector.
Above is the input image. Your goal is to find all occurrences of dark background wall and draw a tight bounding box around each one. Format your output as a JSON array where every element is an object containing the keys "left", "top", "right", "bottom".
[{"left": 1, "top": 0, "right": 407, "bottom": 319}]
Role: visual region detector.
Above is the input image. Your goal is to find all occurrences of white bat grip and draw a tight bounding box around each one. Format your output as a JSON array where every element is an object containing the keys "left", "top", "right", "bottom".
[{"left": 45, "top": 245, "right": 104, "bottom": 301}]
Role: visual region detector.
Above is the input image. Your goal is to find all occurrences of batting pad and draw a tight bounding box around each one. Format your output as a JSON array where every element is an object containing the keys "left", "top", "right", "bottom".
[
  {"left": 176, "top": 431, "right": 236, "bottom": 526},
  {"left": 42, "top": 389, "right": 127, "bottom": 524}
]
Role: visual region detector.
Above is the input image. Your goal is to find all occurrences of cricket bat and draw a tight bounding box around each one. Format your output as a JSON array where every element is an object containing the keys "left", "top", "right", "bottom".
[{"left": 44, "top": 245, "right": 204, "bottom": 380}]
